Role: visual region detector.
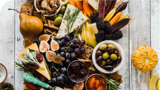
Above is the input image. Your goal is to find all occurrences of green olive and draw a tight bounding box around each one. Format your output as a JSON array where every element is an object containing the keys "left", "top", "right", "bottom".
[
  {"left": 102, "top": 52, "right": 109, "bottom": 60},
  {"left": 110, "top": 54, "right": 118, "bottom": 61},
  {"left": 60, "top": 6, "right": 66, "bottom": 14},
  {"left": 49, "top": 14, "right": 57, "bottom": 20},
  {"left": 54, "top": 16, "right": 62, "bottom": 26},
  {"left": 99, "top": 44, "right": 108, "bottom": 51},
  {"left": 108, "top": 44, "right": 115, "bottom": 49},
  {"left": 100, "top": 61, "right": 106, "bottom": 67},
  {"left": 58, "top": 14, "right": 63, "bottom": 18}
]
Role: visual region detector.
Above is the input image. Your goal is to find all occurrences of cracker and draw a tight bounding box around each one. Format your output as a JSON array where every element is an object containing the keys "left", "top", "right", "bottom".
[
  {"left": 32, "top": 11, "right": 47, "bottom": 23},
  {"left": 81, "top": 45, "right": 93, "bottom": 59},
  {"left": 47, "top": 19, "right": 59, "bottom": 30}
]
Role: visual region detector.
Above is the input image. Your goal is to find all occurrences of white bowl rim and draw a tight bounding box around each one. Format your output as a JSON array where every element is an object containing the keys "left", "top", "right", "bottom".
[
  {"left": 92, "top": 40, "right": 125, "bottom": 74},
  {"left": 34, "top": 0, "right": 62, "bottom": 17},
  {"left": 0, "top": 63, "right": 8, "bottom": 84}
]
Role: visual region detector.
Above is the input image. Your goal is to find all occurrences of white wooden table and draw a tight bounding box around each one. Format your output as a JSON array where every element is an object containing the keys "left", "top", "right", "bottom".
[{"left": 0, "top": 0, "right": 159, "bottom": 90}]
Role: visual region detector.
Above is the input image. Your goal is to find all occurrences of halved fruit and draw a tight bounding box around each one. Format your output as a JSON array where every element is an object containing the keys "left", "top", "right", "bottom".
[
  {"left": 50, "top": 39, "right": 59, "bottom": 51},
  {"left": 39, "top": 41, "right": 50, "bottom": 53},
  {"left": 46, "top": 50, "right": 56, "bottom": 62},
  {"left": 73, "top": 82, "right": 84, "bottom": 90},
  {"left": 149, "top": 74, "right": 160, "bottom": 90},
  {"left": 39, "top": 34, "right": 50, "bottom": 42},
  {"left": 23, "top": 38, "right": 33, "bottom": 48}
]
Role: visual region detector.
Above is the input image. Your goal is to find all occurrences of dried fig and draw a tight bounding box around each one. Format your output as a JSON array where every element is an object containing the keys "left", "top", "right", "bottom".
[
  {"left": 52, "top": 56, "right": 63, "bottom": 64},
  {"left": 46, "top": 50, "right": 56, "bottom": 62},
  {"left": 39, "top": 41, "right": 50, "bottom": 53},
  {"left": 39, "top": 34, "right": 50, "bottom": 42},
  {"left": 50, "top": 39, "right": 59, "bottom": 51}
]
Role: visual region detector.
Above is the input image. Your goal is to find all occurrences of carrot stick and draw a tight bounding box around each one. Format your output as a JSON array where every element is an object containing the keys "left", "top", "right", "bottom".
[
  {"left": 74, "top": 0, "right": 83, "bottom": 10},
  {"left": 109, "top": 11, "right": 123, "bottom": 25},
  {"left": 68, "top": 0, "right": 78, "bottom": 8}
]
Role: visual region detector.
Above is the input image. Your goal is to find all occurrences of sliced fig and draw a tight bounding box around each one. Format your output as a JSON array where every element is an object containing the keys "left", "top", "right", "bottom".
[
  {"left": 50, "top": 39, "right": 59, "bottom": 51},
  {"left": 39, "top": 41, "right": 50, "bottom": 53},
  {"left": 39, "top": 34, "right": 50, "bottom": 42},
  {"left": 73, "top": 82, "right": 84, "bottom": 90},
  {"left": 46, "top": 50, "right": 56, "bottom": 62},
  {"left": 52, "top": 56, "right": 63, "bottom": 64}
]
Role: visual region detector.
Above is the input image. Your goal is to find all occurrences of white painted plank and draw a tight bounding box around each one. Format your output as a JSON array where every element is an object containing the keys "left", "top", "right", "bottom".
[
  {"left": 0, "top": 0, "right": 15, "bottom": 84},
  {"left": 116, "top": 0, "right": 130, "bottom": 89},
  {"left": 129, "top": 0, "right": 151, "bottom": 90},
  {"left": 14, "top": 0, "right": 27, "bottom": 90},
  {"left": 150, "top": 0, "right": 160, "bottom": 77}
]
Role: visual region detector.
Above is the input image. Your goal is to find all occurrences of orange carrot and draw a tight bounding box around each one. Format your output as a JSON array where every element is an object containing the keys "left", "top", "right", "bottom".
[
  {"left": 83, "top": 0, "right": 93, "bottom": 16},
  {"left": 109, "top": 11, "right": 123, "bottom": 25},
  {"left": 74, "top": 0, "right": 83, "bottom": 10},
  {"left": 127, "top": 18, "right": 134, "bottom": 24},
  {"left": 68, "top": 0, "right": 78, "bottom": 8}
]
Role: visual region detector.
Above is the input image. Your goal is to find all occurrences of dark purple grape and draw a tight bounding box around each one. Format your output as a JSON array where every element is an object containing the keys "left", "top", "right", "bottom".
[
  {"left": 60, "top": 52, "right": 65, "bottom": 57},
  {"left": 79, "top": 40, "right": 85, "bottom": 46},
  {"left": 65, "top": 52, "right": 71, "bottom": 59},
  {"left": 60, "top": 74, "right": 65, "bottom": 79},
  {"left": 68, "top": 47, "right": 73, "bottom": 53},
  {"left": 62, "top": 57, "right": 66, "bottom": 64},
  {"left": 71, "top": 44, "right": 76, "bottom": 49},
  {"left": 57, "top": 76, "right": 64, "bottom": 84},
  {"left": 80, "top": 47, "right": 86, "bottom": 53},
  {"left": 80, "top": 69, "right": 87, "bottom": 76},
  {"left": 64, "top": 76, "right": 69, "bottom": 82},
  {"left": 80, "top": 63, "right": 86, "bottom": 69},
  {"left": 96, "top": 50, "right": 103, "bottom": 57},
  {"left": 57, "top": 53, "right": 61, "bottom": 56},
  {"left": 66, "top": 42, "right": 70, "bottom": 47},
  {"left": 60, "top": 47, "right": 65, "bottom": 52},
  {"left": 103, "top": 65, "right": 113, "bottom": 71},
  {"left": 52, "top": 71, "right": 58, "bottom": 77},
  {"left": 70, "top": 52, "right": 76, "bottom": 60},
  {"left": 96, "top": 56, "right": 103, "bottom": 64},
  {"left": 57, "top": 40, "right": 62, "bottom": 46},
  {"left": 106, "top": 59, "right": 113, "bottom": 65},
  {"left": 63, "top": 35, "right": 70, "bottom": 41},
  {"left": 61, "top": 67, "right": 67, "bottom": 74},
  {"left": 114, "top": 49, "right": 119, "bottom": 55},
  {"left": 65, "top": 59, "right": 71, "bottom": 66},
  {"left": 47, "top": 80, "right": 52, "bottom": 85},
  {"left": 61, "top": 39, "right": 66, "bottom": 45},
  {"left": 107, "top": 47, "right": 114, "bottom": 54},
  {"left": 70, "top": 74, "right": 76, "bottom": 79},
  {"left": 51, "top": 78, "right": 57, "bottom": 85},
  {"left": 73, "top": 38, "right": 80, "bottom": 44},
  {"left": 74, "top": 48, "right": 81, "bottom": 55},
  {"left": 58, "top": 63, "right": 63, "bottom": 68}
]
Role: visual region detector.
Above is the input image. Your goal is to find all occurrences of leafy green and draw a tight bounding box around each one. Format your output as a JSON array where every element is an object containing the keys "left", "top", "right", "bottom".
[{"left": 106, "top": 77, "right": 120, "bottom": 90}]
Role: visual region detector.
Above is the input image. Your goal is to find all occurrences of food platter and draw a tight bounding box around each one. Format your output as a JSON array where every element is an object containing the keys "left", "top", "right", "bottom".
[{"left": 4, "top": 0, "right": 159, "bottom": 90}]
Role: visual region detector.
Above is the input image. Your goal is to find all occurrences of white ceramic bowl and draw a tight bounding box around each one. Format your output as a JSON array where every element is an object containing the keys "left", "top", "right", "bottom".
[
  {"left": 92, "top": 40, "right": 125, "bottom": 74},
  {"left": 0, "top": 63, "right": 7, "bottom": 84},
  {"left": 34, "top": 0, "right": 61, "bottom": 17}
]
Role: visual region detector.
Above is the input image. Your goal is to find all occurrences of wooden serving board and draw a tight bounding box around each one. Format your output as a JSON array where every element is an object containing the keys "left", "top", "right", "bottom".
[{"left": 0, "top": 0, "right": 159, "bottom": 90}]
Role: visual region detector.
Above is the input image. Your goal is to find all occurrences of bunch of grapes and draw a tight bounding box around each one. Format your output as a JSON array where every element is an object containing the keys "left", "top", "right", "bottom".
[{"left": 47, "top": 34, "right": 86, "bottom": 88}]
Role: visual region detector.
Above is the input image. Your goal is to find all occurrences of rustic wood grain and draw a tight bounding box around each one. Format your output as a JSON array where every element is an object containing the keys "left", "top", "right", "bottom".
[
  {"left": 150, "top": 0, "right": 160, "bottom": 76},
  {"left": 129, "top": 0, "right": 151, "bottom": 90},
  {"left": 14, "top": 0, "right": 27, "bottom": 90},
  {"left": 117, "top": 0, "right": 130, "bottom": 89},
  {"left": 0, "top": 0, "right": 15, "bottom": 84}
]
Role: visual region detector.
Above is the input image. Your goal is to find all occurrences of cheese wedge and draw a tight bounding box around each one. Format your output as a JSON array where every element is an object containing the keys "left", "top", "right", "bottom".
[
  {"left": 88, "top": 0, "right": 100, "bottom": 12},
  {"left": 18, "top": 43, "right": 51, "bottom": 80},
  {"left": 56, "top": 4, "right": 88, "bottom": 39}
]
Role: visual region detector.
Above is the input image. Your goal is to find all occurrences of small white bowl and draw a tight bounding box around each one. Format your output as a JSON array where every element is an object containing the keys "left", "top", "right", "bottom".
[
  {"left": 92, "top": 40, "right": 125, "bottom": 74},
  {"left": 0, "top": 63, "right": 7, "bottom": 84},
  {"left": 34, "top": 0, "right": 61, "bottom": 17}
]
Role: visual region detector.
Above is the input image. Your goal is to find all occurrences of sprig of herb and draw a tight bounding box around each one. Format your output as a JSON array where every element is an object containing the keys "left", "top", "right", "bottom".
[
  {"left": 17, "top": 48, "right": 44, "bottom": 69},
  {"left": 65, "top": 8, "right": 80, "bottom": 33},
  {"left": 106, "top": 77, "right": 120, "bottom": 90},
  {"left": 15, "top": 62, "right": 35, "bottom": 73}
]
